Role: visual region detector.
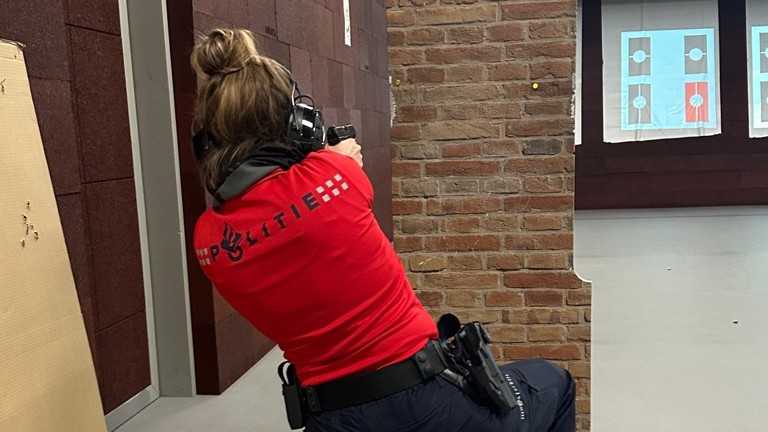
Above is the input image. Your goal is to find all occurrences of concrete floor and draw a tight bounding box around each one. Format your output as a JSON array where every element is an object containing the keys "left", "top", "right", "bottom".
[
  {"left": 576, "top": 206, "right": 768, "bottom": 432},
  {"left": 116, "top": 206, "right": 768, "bottom": 432}
]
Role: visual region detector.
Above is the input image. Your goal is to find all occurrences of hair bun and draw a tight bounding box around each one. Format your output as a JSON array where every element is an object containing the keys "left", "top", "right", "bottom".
[{"left": 191, "top": 29, "right": 259, "bottom": 77}]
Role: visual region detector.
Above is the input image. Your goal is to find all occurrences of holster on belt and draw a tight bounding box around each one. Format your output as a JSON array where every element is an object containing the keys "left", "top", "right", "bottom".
[{"left": 437, "top": 313, "right": 518, "bottom": 413}]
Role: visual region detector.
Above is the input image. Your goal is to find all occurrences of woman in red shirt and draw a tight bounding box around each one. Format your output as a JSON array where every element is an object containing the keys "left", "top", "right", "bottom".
[{"left": 191, "top": 29, "right": 574, "bottom": 432}]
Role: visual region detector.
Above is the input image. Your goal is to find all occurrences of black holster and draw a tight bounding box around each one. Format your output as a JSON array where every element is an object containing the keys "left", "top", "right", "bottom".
[
  {"left": 278, "top": 361, "right": 309, "bottom": 430},
  {"left": 437, "top": 313, "right": 517, "bottom": 413}
]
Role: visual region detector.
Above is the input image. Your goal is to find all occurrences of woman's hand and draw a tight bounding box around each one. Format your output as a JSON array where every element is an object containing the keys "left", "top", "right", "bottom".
[{"left": 327, "top": 138, "right": 363, "bottom": 168}]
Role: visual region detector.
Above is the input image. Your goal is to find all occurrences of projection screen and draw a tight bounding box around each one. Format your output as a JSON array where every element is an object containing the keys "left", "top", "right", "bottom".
[
  {"left": 602, "top": 0, "right": 721, "bottom": 143},
  {"left": 747, "top": 0, "right": 768, "bottom": 138}
]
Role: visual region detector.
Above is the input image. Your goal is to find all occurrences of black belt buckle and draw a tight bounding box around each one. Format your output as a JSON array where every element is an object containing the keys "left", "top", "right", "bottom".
[{"left": 304, "top": 385, "right": 323, "bottom": 414}]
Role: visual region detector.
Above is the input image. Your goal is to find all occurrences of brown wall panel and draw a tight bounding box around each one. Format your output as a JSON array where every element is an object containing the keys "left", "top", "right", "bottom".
[
  {"left": 0, "top": 0, "right": 151, "bottom": 413},
  {"left": 96, "top": 311, "right": 152, "bottom": 413},
  {"left": 576, "top": 0, "right": 768, "bottom": 209},
  {"left": 70, "top": 27, "right": 134, "bottom": 183},
  {"left": 30, "top": 78, "right": 82, "bottom": 195},
  {"left": 85, "top": 179, "right": 145, "bottom": 330}
]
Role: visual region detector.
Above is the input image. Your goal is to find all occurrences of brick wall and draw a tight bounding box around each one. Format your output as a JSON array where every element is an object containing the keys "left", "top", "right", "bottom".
[{"left": 387, "top": 1, "right": 591, "bottom": 429}]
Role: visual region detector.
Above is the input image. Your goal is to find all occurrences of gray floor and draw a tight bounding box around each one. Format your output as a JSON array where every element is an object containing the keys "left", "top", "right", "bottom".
[
  {"left": 576, "top": 206, "right": 768, "bottom": 432},
  {"left": 117, "top": 206, "right": 768, "bottom": 431}
]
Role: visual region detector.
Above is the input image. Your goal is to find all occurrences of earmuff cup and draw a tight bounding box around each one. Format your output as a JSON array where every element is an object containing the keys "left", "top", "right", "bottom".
[
  {"left": 288, "top": 101, "right": 325, "bottom": 150},
  {"left": 192, "top": 62, "right": 325, "bottom": 162}
]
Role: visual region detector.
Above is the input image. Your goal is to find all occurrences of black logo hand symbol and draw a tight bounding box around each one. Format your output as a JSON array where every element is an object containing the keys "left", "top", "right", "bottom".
[{"left": 221, "top": 223, "right": 244, "bottom": 262}]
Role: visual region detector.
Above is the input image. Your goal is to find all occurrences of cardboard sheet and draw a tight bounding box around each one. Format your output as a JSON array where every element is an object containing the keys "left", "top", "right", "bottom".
[{"left": 0, "top": 40, "right": 106, "bottom": 431}]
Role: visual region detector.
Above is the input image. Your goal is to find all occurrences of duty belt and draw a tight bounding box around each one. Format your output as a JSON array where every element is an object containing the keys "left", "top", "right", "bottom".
[{"left": 304, "top": 340, "right": 446, "bottom": 414}]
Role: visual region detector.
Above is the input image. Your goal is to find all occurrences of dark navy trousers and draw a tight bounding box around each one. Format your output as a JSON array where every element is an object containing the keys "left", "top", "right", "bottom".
[{"left": 305, "top": 359, "right": 576, "bottom": 432}]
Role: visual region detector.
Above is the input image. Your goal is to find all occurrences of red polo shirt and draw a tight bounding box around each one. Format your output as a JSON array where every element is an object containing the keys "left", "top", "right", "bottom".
[{"left": 193, "top": 150, "right": 437, "bottom": 386}]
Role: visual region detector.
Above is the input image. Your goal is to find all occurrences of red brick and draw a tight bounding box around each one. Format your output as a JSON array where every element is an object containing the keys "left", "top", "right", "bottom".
[
  {"left": 505, "top": 156, "right": 574, "bottom": 174},
  {"left": 529, "top": 20, "right": 572, "bottom": 39},
  {"left": 397, "top": 0, "right": 438, "bottom": 5},
  {"left": 409, "top": 254, "right": 448, "bottom": 272},
  {"left": 524, "top": 176, "right": 565, "bottom": 193},
  {"left": 482, "top": 140, "right": 523, "bottom": 156},
  {"left": 388, "top": 30, "right": 406, "bottom": 46},
  {"left": 505, "top": 232, "right": 573, "bottom": 250},
  {"left": 423, "top": 272, "right": 500, "bottom": 288},
  {"left": 504, "top": 344, "right": 582, "bottom": 361},
  {"left": 425, "top": 235, "right": 502, "bottom": 252},
  {"left": 524, "top": 100, "right": 571, "bottom": 116},
  {"left": 444, "top": 217, "right": 481, "bottom": 233},
  {"left": 503, "top": 195, "right": 574, "bottom": 212},
  {"left": 441, "top": 142, "right": 482, "bottom": 158},
  {"left": 391, "top": 124, "right": 422, "bottom": 141},
  {"left": 485, "top": 290, "right": 524, "bottom": 307},
  {"left": 426, "top": 46, "right": 503, "bottom": 64},
  {"left": 568, "top": 361, "right": 591, "bottom": 379},
  {"left": 452, "top": 310, "right": 501, "bottom": 324},
  {"left": 401, "top": 217, "right": 439, "bottom": 234},
  {"left": 426, "top": 197, "right": 502, "bottom": 215},
  {"left": 501, "top": 1, "right": 576, "bottom": 20},
  {"left": 567, "top": 325, "right": 591, "bottom": 342},
  {"left": 506, "top": 41, "right": 576, "bottom": 59},
  {"left": 438, "top": 104, "right": 482, "bottom": 120},
  {"left": 482, "top": 102, "right": 524, "bottom": 120},
  {"left": 391, "top": 161, "right": 422, "bottom": 178},
  {"left": 531, "top": 60, "right": 574, "bottom": 79},
  {"left": 447, "top": 26, "right": 485, "bottom": 44},
  {"left": 526, "top": 290, "right": 565, "bottom": 306},
  {"left": 400, "top": 144, "right": 441, "bottom": 160},
  {"left": 488, "top": 63, "right": 529, "bottom": 81},
  {"left": 446, "top": 290, "right": 482, "bottom": 307},
  {"left": 392, "top": 199, "right": 424, "bottom": 215},
  {"left": 482, "top": 178, "right": 522, "bottom": 194},
  {"left": 506, "top": 118, "right": 574, "bottom": 137},
  {"left": 405, "top": 28, "right": 445, "bottom": 45},
  {"left": 395, "top": 105, "right": 437, "bottom": 123},
  {"left": 416, "top": 290, "right": 445, "bottom": 307},
  {"left": 440, "top": 179, "right": 480, "bottom": 194},
  {"left": 425, "top": 160, "right": 501, "bottom": 176},
  {"left": 483, "top": 215, "right": 522, "bottom": 232},
  {"left": 487, "top": 325, "right": 526, "bottom": 343},
  {"left": 446, "top": 65, "right": 486, "bottom": 82},
  {"left": 389, "top": 47, "right": 425, "bottom": 65},
  {"left": 387, "top": 9, "right": 416, "bottom": 26},
  {"left": 504, "top": 271, "right": 583, "bottom": 289},
  {"left": 394, "top": 235, "right": 424, "bottom": 252},
  {"left": 528, "top": 252, "right": 570, "bottom": 269},
  {"left": 523, "top": 214, "right": 564, "bottom": 231},
  {"left": 423, "top": 84, "right": 502, "bottom": 103},
  {"left": 415, "top": 4, "right": 497, "bottom": 25},
  {"left": 567, "top": 289, "right": 592, "bottom": 306},
  {"left": 401, "top": 178, "right": 439, "bottom": 196},
  {"left": 528, "top": 325, "right": 566, "bottom": 342},
  {"left": 505, "top": 81, "right": 574, "bottom": 100},
  {"left": 424, "top": 122, "right": 501, "bottom": 141},
  {"left": 503, "top": 308, "right": 580, "bottom": 324},
  {"left": 486, "top": 23, "right": 527, "bottom": 42},
  {"left": 487, "top": 253, "right": 525, "bottom": 270},
  {"left": 407, "top": 66, "right": 445, "bottom": 83},
  {"left": 447, "top": 255, "right": 484, "bottom": 270}
]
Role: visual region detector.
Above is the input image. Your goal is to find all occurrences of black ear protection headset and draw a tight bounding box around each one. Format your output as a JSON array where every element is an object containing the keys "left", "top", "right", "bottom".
[{"left": 191, "top": 61, "right": 326, "bottom": 163}]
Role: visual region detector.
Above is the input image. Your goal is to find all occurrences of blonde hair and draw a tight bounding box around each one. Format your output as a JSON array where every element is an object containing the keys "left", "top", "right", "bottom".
[{"left": 190, "top": 29, "right": 294, "bottom": 191}]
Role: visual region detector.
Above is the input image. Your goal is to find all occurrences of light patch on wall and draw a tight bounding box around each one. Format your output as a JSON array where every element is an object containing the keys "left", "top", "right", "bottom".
[
  {"left": 390, "top": 76, "right": 397, "bottom": 127},
  {"left": 344, "top": 0, "right": 352, "bottom": 46}
]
